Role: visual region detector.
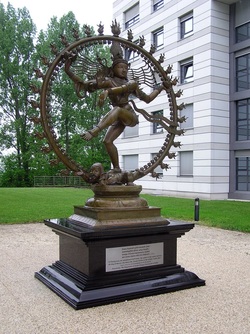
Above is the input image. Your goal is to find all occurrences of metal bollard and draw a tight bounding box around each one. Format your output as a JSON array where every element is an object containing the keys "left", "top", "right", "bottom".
[{"left": 194, "top": 198, "right": 200, "bottom": 221}]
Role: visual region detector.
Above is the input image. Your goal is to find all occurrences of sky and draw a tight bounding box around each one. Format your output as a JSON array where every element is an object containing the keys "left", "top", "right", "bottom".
[{"left": 0, "top": 0, "right": 114, "bottom": 33}]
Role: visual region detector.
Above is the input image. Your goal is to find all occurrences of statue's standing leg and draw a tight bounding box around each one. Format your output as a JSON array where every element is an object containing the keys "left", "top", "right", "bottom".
[
  {"left": 81, "top": 106, "right": 137, "bottom": 170},
  {"left": 103, "top": 121, "right": 125, "bottom": 171}
]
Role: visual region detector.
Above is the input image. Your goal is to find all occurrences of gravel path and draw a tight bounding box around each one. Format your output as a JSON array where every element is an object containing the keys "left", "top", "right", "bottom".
[{"left": 0, "top": 223, "right": 249, "bottom": 334}]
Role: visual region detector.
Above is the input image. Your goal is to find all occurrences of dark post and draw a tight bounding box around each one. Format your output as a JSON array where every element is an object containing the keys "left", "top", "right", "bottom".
[{"left": 194, "top": 198, "right": 200, "bottom": 221}]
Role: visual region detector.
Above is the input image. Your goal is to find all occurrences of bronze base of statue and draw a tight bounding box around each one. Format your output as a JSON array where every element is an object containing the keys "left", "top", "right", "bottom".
[
  {"left": 35, "top": 185, "right": 205, "bottom": 309},
  {"left": 69, "top": 184, "right": 169, "bottom": 228}
]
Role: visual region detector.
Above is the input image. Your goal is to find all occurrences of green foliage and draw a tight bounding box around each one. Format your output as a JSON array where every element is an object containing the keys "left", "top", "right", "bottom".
[
  {"left": 0, "top": 154, "right": 27, "bottom": 187},
  {"left": 0, "top": 3, "right": 37, "bottom": 186},
  {"left": 0, "top": 151, "right": 62, "bottom": 187},
  {"left": 34, "top": 14, "right": 111, "bottom": 172},
  {"left": 0, "top": 4, "right": 112, "bottom": 186}
]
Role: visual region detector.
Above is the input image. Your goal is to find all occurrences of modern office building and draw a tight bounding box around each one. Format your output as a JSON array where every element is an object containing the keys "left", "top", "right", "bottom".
[{"left": 112, "top": 0, "right": 250, "bottom": 200}]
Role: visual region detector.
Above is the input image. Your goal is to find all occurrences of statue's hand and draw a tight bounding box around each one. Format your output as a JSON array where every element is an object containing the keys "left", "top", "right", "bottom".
[
  {"left": 96, "top": 69, "right": 107, "bottom": 87},
  {"left": 98, "top": 90, "right": 109, "bottom": 107},
  {"left": 127, "top": 80, "right": 138, "bottom": 92},
  {"left": 64, "top": 52, "right": 77, "bottom": 72},
  {"left": 157, "top": 84, "right": 164, "bottom": 92}
]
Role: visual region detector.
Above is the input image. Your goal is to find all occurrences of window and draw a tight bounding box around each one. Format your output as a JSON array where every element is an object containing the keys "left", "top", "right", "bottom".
[
  {"left": 236, "top": 54, "right": 250, "bottom": 91},
  {"left": 180, "top": 104, "right": 193, "bottom": 129},
  {"left": 152, "top": 110, "right": 164, "bottom": 134},
  {"left": 124, "top": 3, "right": 139, "bottom": 29},
  {"left": 236, "top": 157, "right": 250, "bottom": 191},
  {"left": 124, "top": 124, "right": 139, "bottom": 137},
  {"left": 125, "top": 40, "right": 139, "bottom": 62},
  {"left": 236, "top": 22, "right": 250, "bottom": 43},
  {"left": 152, "top": 28, "right": 164, "bottom": 50},
  {"left": 180, "top": 59, "right": 193, "bottom": 84},
  {"left": 153, "top": 0, "right": 164, "bottom": 12},
  {"left": 235, "top": 0, "right": 250, "bottom": 43},
  {"left": 180, "top": 151, "right": 193, "bottom": 176},
  {"left": 150, "top": 71, "right": 162, "bottom": 90},
  {"left": 123, "top": 155, "right": 138, "bottom": 171},
  {"left": 236, "top": 99, "right": 250, "bottom": 141},
  {"left": 180, "top": 12, "right": 193, "bottom": 39}
]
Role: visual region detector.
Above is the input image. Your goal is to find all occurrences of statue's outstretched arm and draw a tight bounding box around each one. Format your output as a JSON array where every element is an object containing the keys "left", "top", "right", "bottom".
[
  {"left": 136, "top": 85, "right": 164, "bottom": 104},
  {"left": 64, "top": 57, "right": 98, "bottom": 97}
]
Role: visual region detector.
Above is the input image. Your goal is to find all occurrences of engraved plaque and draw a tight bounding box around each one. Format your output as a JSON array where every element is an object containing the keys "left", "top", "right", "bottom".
[{"left": 106, "top": 242, "right": 164, "bottom": 272}]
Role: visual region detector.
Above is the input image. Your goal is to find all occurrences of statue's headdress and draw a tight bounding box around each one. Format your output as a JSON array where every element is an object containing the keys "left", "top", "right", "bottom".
[
  {"left": 110, "top": 20, "right": 128, "bottom": 68},
  {"left": 110, "top": 41, "right": 128, "bottom": 68}
]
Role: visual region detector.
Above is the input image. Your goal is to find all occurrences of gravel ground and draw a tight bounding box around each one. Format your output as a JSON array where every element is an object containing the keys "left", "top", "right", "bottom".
[{"left": 0, "top": 222, "right": 249, "bottom": 334}]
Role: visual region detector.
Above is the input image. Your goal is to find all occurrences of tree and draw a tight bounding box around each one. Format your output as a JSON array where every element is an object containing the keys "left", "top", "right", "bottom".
[
  {"left": 0, "top": 3, "right": 37, "bottom": 185},
  {"left": 0, "top": 5, "right": 111, "bottom": 186},
  {"left": 34, "top": 13, "right": 111, "bottom": 172}
]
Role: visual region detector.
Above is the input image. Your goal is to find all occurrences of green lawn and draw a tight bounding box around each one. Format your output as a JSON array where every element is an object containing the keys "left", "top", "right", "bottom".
[
  {"left": 0, "top": 187, "right": 92, "bottom": 224},
  {"left": 142, "top": 194, "right": 250, "bottom": 232},
  {"left": 0, "top": 187, "right": 249, "bottom": 232}
]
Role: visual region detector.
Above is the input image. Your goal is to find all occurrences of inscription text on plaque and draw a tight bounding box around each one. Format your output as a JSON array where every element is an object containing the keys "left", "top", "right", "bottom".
[{"left": 106, "top": 242, "right": 164, "bottom": 272}]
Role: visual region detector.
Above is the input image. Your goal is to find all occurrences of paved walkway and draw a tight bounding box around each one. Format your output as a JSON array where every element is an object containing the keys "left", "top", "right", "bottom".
[{"left": 0, "top": 223, "right": 249, "bottom": 334}]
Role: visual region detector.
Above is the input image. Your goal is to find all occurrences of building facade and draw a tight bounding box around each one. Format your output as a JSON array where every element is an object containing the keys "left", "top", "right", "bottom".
[{"left": 112, "top": 0, "right": 250, "bottom": 200}]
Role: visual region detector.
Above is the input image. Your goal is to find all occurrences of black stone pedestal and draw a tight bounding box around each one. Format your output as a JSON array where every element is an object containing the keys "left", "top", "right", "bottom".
[{"left": 35, "top": 218, "right": 205, "bottom": 309}]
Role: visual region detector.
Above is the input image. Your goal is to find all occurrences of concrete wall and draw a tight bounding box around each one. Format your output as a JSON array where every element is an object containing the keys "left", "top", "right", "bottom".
[{"left": 113, "top": 0, "right": 232, "bottom": 199}]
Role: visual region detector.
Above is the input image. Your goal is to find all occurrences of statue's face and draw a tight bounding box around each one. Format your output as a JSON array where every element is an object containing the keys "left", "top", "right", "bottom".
[
  {"left": 90, "top": 166, "right": 100, "bottom": 177},
  {"left": 89, "top": 163, "right": 103, "bottom": 182},
  {"left": 113, "top": 63, "right": 128, "bottom": 79}
]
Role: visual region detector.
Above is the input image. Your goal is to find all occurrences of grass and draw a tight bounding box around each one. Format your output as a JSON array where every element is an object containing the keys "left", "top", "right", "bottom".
[
  {"left": 0, "top": 187, "right": 93, "bottom": 224},
  {"left": 0, "top": 187, "right": 249, "bottom": 233},
  {"left": 142, "top": 194, "right": 250, "bottom": 232}
]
